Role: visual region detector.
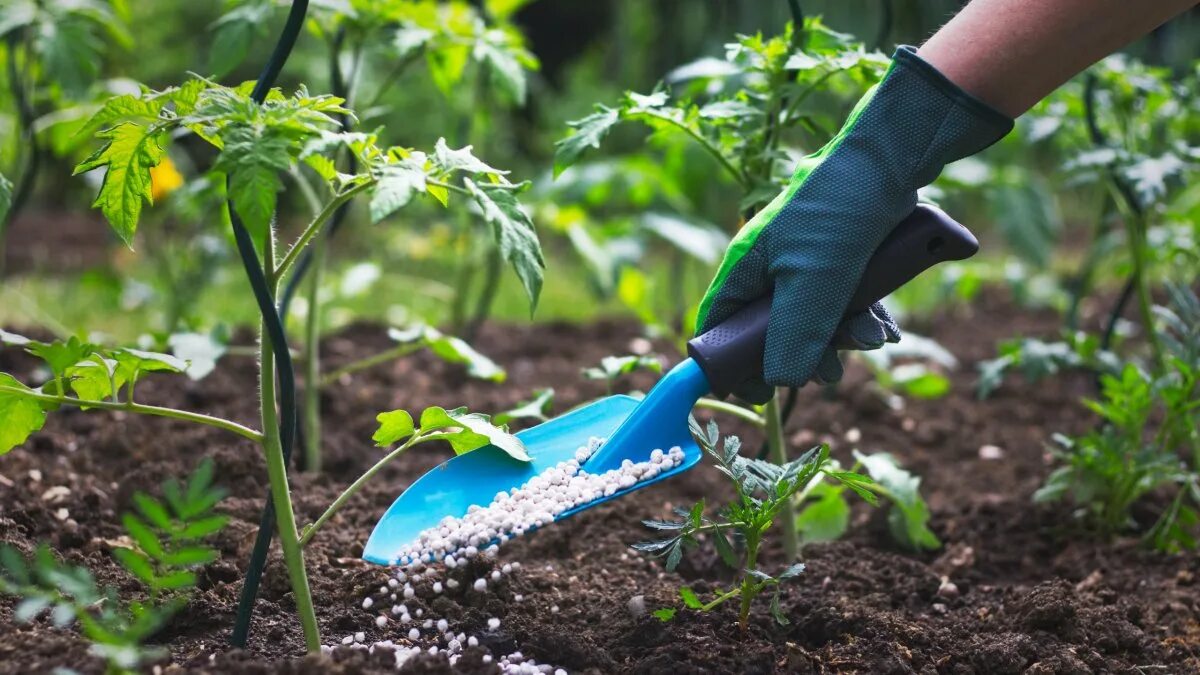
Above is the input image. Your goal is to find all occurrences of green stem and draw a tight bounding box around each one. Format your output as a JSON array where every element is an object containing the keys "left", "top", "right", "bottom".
[
  {"left": 0, "top": 385, "right": 263, "bottom": 443},
  {"left": 319, "top": 343, "right": 422, "bottom": 388},
  {"left": 299, "top": 434, "right": 418, "bottom": 547},
  {"left": 259, "top": 248, "right": 321, "bottom": 652},
  {"left": 738, "top": 532, "right": 760, "bottom": 632},
  {"left": 639, "top": 110, "right": 746, "bottom": 187},
  {"left": 764, "top": 394, "right": 799, "bottom": 560},
  {"left": 1124, "top": 210, "right": 1166, "bottom": 373},
  {"left": 694, "top": 398, "right": 766, "bottom": 427},
  {"left": 699, "top": 586, "right": 743, "bottom": 612},
  {"left": 275, "top": 181, "right": 374, "bottom": 281},
  {"left": 302, "top": 235, "right": 326, "bottom": 473}
]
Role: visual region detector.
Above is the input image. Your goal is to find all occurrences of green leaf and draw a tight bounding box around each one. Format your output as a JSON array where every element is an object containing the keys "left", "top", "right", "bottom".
[
  {"left": 393, "top": 25, "right": 433, "bottom": 58},
  {"left": 132, "top": 494, "right": 172, "bottom": 530},
  {"left": 853, "top": 451, "right": 940, "bottom": 551},
  {"left": 419, "top": 406, "right": 531, "bottom": 462},
  {"left": 154, "top": 571, "right": 197, "bottom": 590},
  {"left": 373, "top": 409, "right": 416, "bottom": 447},
  {"left": 465, "top": 179, "right": 544, "bottom": 310},
  {"left": 651, "top": 607, "right": 676, "bottom": 622},
  {"left": 168, "top": 332, "right": 227, "bottom": 381},
  {"left": 38, "top": 18, "right": 102, "bottom": 97},
  {"left": 27, "top": 336, "right": 97, "bottom": 379},
  {"left": 161, "top": 547, "right": 218, "bottom": 567},
  {"left": 554, "top": 106, "right": 620, "bottom": 176},
  {"left": 0, "top": 328, "right": 30, "bottom": 347},
  {"left": 432, "top": 138, "right": 505, "bottom": 177},
  {"left": 180, "top": 515, "right": 230, "bottom": 539},
  {"left": 640, "top": 212, "right": 729, "bottom": 265},
  {"left": 66, "top": 355, "right": 120, "bottom": 402},
  {"left": 0, "top": 373, "right": 47, "bottom": 454},
  {"left": 73, "top": 123, "right": 166, "bottom": 246},
  {"left": 770, "top": 589, "right": 789, "bottom": 626},
  {"left": 208, "top": 0, "right": 273, "bottom": 77},
  {"left": 795, "top": 482, "right": 850, "bottom": 544},
  {"left": 474, "top": 30, "right": 534, "bottom": 104},
  {"left": 778, "top": 562, "right": 806, "bottom": 580},
  {"left": 122, "top": 514, "right": 164, "bottom": 560},
  {"left": 583, "top": 355, "right": 662, "bottom": 382},
  {"left": 678, "top": 586, "right": 703, "bottom": 609},
  {"left": 390, "top": 326, "right": 506, "bottom": 382},
  {"left": 112, "top": 547, "right": 157, "bottom": 587},
  {"left": 493, "top": 388, "right": 554, "bottom": 426},
  {"left": 369, "top": 159, "right": 428, "bottom": 223}
]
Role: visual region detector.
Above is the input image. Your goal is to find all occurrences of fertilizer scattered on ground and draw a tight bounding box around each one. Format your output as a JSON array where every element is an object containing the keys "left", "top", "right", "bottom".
[{"left": 329, "top": 437, "right": 682, "bottom": 673}]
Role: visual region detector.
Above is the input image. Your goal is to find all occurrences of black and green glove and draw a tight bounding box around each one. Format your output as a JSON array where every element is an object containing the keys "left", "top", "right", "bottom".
[{"left": 696, "top": 46, "right": 1013, "bottom": 403}]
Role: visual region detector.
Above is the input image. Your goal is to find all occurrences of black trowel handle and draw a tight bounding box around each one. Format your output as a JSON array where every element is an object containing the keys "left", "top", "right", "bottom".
[{"left": 687, "top": 204, "right": 978, "bottom": 399}]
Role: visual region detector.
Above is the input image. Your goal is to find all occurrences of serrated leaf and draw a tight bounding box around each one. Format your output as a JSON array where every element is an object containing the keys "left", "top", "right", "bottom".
[
  {"left": 770, "top": 589, "right": 789, "bottom": 625},
  {"left": 465, "top": 179, "right": 544, "bottom": 310},
  {"left": 474, "top": 31, "right": 531, "bottom": 104},
  {"left": 665, "top": 541, "right": 683, "bottom": 571},
  {"left": 433, "top": 138, "right": 505, "bottom": 177},
  {"left": 373, "top": 409, "right": 416, "bottom": 447},
  {"left": 779, "top": 562, "right": 806, "bottom": 580},
  {"left": 74, "top": 123, "right": 165, "bottom": 246},
  {"left": 642, "top": 519, "right": 686, "bottom": 531},
  {"left": 554, "top": 106, "right": 620, "bottom": 176},
  {"left": 420, "top": 406, "right": 531, "bottom": 462},
  {"left": 0, "top": 373, "right": 47, "bottom": 454},
  {"left": 679, "top": 586, "right": 703, "bottom": 609},
  {"left": 370, "top": 162, "right": 427, "bottom": 223}
]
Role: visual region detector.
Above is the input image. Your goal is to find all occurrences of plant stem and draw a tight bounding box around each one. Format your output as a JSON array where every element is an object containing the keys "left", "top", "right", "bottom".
[
  {"left": 275, "top": 180, "right": 373, "bottom": 280},
  {"left": 259, "top": 321, "right": 321, "bottom": 651},
  {"left": 0, "top": 385, "right": 263, "bottom": 442},
  {"left": 319, "top": 343, "right": 422, "bottom": 388},
  {"left": 693, "top": 398, "right": 766, "bottom": 427},
  {"left": 638, "top": 109, "right": 746, "bottom": 187},
  {"left": 299, "top": 435, "right": 417, "bottom": 547},
  {"left": 1123, "top": 209, "right": 1166, "bottom": 374},
  {"left": 763, "top": 393, "right": 799, "bottom": 560},
  {"left": 302, "top": 235, "right": 326, "bottom": 473},
  {"left": 738, "top": 531, "right": 760, "bottom": 632}
]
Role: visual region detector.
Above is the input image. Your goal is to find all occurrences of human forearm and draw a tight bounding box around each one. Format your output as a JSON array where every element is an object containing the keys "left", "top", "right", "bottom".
[{"left": 918, "top": 0, "right": 1198, "bottom": 117}]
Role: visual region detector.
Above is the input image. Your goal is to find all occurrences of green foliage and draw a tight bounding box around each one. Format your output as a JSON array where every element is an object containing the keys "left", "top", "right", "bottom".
[
  {"left": 0, "top": 331, "right": 190, "bottom": 452},
  {"left": 0, "top": 0, "right": 131, "bottom": 99},
  {"left": 388, "top": 325, "right": 505, "bottom": 382},
  {"left": 0, "top": 459, "right": 228, "bottom": 674},
  {"left": 976, "top": 332, "right": 1122, "bottom": 399},
  {"left": 582, "top": 354, "right": 663, "bottom": 391},
  {"left": 636, "top": 418, "right": 874, "bottom": 630},
  {"left": 372, "top": 404, "right": 530, "bottom": 462},
  {"left": 493, "top": 388, "right": 554, "bottom": 426},
  {"left": 857, "top": 332, "right": 958, "bottom": 401},
  {"left": 1036, "top": 285, "right": 1200, "bottom": 551},
  {"left": 0, "top": 171, "right": 11, "bottom": 223}
]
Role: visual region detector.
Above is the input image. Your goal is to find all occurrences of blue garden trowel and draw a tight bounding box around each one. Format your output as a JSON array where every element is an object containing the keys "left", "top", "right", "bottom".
[{"left": 362, "top": 205, "right": 978, "bottom": 564}]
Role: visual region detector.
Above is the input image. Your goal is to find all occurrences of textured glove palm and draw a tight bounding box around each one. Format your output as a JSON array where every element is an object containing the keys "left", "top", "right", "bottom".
[{"left": 696, "top": 46, "right": 1012, "bottom": 404}]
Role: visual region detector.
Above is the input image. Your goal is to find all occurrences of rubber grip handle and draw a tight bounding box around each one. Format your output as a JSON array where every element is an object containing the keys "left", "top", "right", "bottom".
[{"left": 687, "top": 204, "right": 978, "bottom": 399}]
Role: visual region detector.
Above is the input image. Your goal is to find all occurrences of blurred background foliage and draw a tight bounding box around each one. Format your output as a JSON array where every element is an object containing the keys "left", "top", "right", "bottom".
[{"left": 0, "top": 0, "right": 1197, "bottom": 344}]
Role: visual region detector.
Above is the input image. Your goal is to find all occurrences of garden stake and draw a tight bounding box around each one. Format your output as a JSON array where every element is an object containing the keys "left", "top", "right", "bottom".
[{"left": 364, "top": 205, "right": 977, "bottom": 563}]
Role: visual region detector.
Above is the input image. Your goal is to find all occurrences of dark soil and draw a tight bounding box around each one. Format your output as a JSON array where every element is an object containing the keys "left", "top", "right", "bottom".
[{"left": 1, "top": 291, "right": 1198, "bottom": 674}]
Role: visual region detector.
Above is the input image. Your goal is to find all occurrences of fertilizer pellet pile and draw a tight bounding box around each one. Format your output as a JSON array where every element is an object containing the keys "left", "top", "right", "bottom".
[
  {"left": 327, "top": 438, "right": 683, "bottom": 673},
  {"left": 389, "top": 437, "right": 685, "bottom": 566}
]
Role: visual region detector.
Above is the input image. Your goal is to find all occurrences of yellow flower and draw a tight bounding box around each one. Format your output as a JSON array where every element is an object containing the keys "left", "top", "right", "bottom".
[{"left": 150, "top": 156, "right": 184, "bottom": 201}]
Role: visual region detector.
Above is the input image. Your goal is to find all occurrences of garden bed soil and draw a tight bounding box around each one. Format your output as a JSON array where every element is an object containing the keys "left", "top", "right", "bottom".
[{"left": 1, "top": 291, "right": 1198, "bottom": 674}]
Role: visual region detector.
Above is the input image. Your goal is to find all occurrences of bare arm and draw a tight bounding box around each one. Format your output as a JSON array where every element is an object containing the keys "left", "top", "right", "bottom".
[{"left": 918, "top": 0, "right": 1198, "bottom": 117}]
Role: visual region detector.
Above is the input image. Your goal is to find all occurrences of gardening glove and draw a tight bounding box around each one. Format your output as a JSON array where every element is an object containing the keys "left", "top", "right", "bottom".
[{"left": 696, "top": 46, "right": 1012, "bottom": 404}]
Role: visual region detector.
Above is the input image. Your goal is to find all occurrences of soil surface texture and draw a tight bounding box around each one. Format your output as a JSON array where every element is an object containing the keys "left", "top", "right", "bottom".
[{"left": 2, "top": 292, "right": 1198, "bottom": 674}]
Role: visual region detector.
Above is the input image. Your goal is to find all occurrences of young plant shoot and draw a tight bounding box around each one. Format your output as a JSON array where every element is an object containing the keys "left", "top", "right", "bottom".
[
  {"left": 637, "top": 419, "right": 877, "bottom": 631},
  {"left": 0, "top": 459, "right": 228, "bottom": 674}
]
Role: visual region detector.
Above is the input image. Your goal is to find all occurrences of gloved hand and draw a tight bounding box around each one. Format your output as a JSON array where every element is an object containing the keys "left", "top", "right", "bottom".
[{"left": 696, "top": 46, "right": 1012, "bottom": 404}]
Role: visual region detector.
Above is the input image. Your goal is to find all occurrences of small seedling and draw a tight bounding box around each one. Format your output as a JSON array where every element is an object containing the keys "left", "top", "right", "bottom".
[
  {"left": 0, "top": 459, "right": 228, "bottom": 674},
  {"left": 583, "top": 354, "right": 663, "bottom": 394},
  {"left": 636, "top": 418, "right": 876, "bottom": 631}
]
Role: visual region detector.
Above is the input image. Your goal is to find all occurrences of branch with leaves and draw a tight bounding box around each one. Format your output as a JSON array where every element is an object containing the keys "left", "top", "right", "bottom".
[{"left": 638, "top": 418, "right": 876, "bottom": 631}]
